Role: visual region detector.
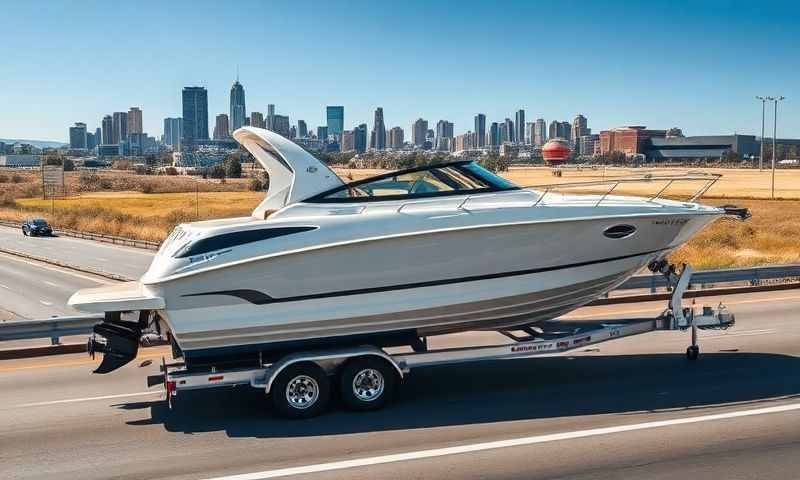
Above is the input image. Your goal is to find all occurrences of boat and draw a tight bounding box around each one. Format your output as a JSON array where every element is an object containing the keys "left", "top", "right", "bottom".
[{"left": 68, "top": 127, "right": 747, "bottom": 374}]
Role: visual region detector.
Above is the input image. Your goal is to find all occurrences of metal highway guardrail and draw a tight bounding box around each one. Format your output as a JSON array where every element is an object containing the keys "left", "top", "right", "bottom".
[
  {"left": 619, "top": 264, "right": 800, "bottom": 293},
  {"left": 0, "top": 220, "right": 160, "bottom": 250}
]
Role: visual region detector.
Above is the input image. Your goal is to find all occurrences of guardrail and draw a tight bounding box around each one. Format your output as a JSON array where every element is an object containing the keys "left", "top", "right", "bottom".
[
  {"left": 0, "top": 220, "right": 160, "bottom": 250},
  {"left": 618, "top": 264, "right": 800, "bottom": 293},
  {"left": 0, "top": 314, "right": 104, "bottom": 345}
]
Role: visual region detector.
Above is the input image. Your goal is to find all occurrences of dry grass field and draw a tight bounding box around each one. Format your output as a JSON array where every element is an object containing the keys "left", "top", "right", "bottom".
[{"left": 2, "top": 166, "right": 800, "bottom": 269}]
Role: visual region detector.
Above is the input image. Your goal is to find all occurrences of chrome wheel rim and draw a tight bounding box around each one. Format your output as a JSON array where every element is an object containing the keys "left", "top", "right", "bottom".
[
  {"left": 285, "top": 375, "right": 319, "bottom": 410},
  {"left": 352, "top": 368, "right": 384, "bottom": 402}
]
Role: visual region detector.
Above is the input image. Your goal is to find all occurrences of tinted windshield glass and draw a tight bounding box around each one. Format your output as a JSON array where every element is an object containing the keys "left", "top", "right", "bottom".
[
  {"left": 32, "top": 219, "right": 47, "bottom": 225},
  {"left": 318, "top": 163, "right": 517, "bottom": 201}
]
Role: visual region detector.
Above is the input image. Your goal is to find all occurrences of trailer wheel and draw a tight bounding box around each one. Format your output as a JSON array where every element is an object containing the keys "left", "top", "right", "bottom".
[
  {"left": 339, "top": 356, "right": 397, "bottom": 411},
  {"left": 271, "top": 362, "right": 330, "bottom": 419}
]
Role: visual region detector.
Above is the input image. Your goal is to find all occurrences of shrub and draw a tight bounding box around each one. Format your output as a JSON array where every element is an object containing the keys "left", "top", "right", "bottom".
[
  {"left": 0, "top": 174, "right": 8, "bottom": 183},
  {"left": 11, "top": 174, "right": 22, "bottom": 183},
  {"left": 0, "top": 192, "right": 16, "bottom": 206},
  {"left": 248, "top": 178, "right": 264, "bottom": 191}
]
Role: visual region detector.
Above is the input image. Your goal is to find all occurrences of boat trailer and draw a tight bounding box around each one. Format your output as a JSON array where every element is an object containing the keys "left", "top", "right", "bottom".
[{"left": 149, "top": 263, "right": 735, "bottom": 417}]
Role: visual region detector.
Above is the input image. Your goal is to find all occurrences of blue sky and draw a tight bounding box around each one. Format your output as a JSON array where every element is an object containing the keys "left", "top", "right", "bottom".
[{"left": 1, "top": 0, "right": 798, "bottom": 142}]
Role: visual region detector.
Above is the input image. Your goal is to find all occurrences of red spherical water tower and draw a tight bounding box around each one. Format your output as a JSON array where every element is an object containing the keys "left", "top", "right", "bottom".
[{"left": 542, "top": 139, "right": 571, "bottom": 166}]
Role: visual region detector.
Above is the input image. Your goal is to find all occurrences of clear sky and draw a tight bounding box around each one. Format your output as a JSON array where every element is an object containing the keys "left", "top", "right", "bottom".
[{"left": 1, "top": 0, "right": 798, "bottom": 142}]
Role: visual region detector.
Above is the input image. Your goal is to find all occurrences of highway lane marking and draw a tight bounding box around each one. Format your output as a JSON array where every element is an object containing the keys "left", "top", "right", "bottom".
[
  {"left": 0, "top": 283, "right": 9, "bottom": 289},
  {"left": 12, "top": 390, "right": 161, "bottom": 408},
  {"left": 0, "top": 252, "right": 115, "bottom": 285},
  {"left": 43, "top": 280, "right": 60, "bottom": 287},
  {"left": 38, "top": 300, "right": 53, "bottom": 306},
  {"left": 568, "top": 293, "right": 800, "bottom": 319},
  {"left": 203, "top": 402, "right": 800, "bottom": 480}
]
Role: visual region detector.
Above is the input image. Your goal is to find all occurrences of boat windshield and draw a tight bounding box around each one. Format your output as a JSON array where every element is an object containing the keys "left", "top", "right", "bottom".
[{"left": 306, "top": 161, "right": 519, "bottom": 203}]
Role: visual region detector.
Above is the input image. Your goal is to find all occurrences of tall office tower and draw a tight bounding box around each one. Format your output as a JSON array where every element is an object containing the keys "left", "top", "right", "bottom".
[
  {"left": 326, "top": 106, "right": 344, "bottom": 138},
  {"left": 525, "top": 122, "right": 535, "bottom": 145},
  {"left": 489, "top": 122, "right": 500, "bottom": 146},
  {"left": 412, "top": 118, "right": 428, "bottom": 147},
  {"left": 534, "top": 118, "right": 547, "bottom": 145},
  {"left": 266, "top": 104, "right": 276, "bottom": 130},
  {"left": 94, "top": 128, "right": 101, "bottom": 146},
  {"left": 229, "top": 80, "right": 246, "bottom": 133},
  {"left": 102, "top": 115, "right": 113, "bottom": 144},
  {"left": 389, "top": 126, "right": 404, "bottom": 149},
  {"left": 127, "top": 107, "right": 143, "bottom": 134},
  {"left": 474, "top": 114, "right": 486, "bottom": 147},
  {"left": 250, "top": 111, "right": 264, "bottom": 129},
  {"left": 435, "top": 120, "right": 454, "bottom": 150},
  {"left": 549, "top": 120, "right": 560, "bottom": 140},
  {"left": 515, "top": 109, "right": 525, "bottom": 144},
  {"left": 289, "top": 125, "right": 297, "bottom": 139},
  {"left": 163, "top": 117, "right": 183, "bottom": 148},
  {"left": 559, "top": 121, "right": 572, "bottom": 142},
  {"left": 182, "top": 86, "right": 209, "bottom": 144},
  {"left": 273, "top": 115, "right": 291, "bottom": 138},
  {"left": 86, "top": 132, "right": 96, "bottom": 150},
  {"left": 69, "top": 122, "right": 87, "bottom": 149},
  {"left": 571, "top": 114, "right": 588, "bottom": 145},
  {"left": 499, "top": 122, "right": 508, "bottom": 143},
  {"left": 504, "top": 118, "right": 514, "bottom": 143},
  {"left": 317, "top": 126, "right": 328, "bottom": 141},
  {"left": 213, "top": 114, "right": 230, "bottom": 140},
  {"left": 340, "top": 130, "right": 355, "bottom": 151},
  {"left": 354, "top": 123, "right": 368, "bottom": 153},
  {"left": 296, "top": 120, "right": 308, "bottom": 138},
  {"left": 112, "top": 111, "right": 128, "bottom": 144},
  {"left": 372, "top": 107, "right": 386, "bottom": 150}
]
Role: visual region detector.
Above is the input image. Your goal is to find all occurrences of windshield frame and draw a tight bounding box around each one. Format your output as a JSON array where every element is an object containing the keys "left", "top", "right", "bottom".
[{"left": 303, "top": 161, "right": 520, "bottom": 203}]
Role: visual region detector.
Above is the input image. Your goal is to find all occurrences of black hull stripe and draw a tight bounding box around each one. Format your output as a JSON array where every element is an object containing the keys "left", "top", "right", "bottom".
[{"left": 182, "top": 248, "right": 667, "bottom": 305}]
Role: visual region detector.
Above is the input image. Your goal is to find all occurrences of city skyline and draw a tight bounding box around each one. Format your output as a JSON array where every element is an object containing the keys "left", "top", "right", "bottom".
[{"left": 1, "top": 0, "right": 799, "bottom": 141}]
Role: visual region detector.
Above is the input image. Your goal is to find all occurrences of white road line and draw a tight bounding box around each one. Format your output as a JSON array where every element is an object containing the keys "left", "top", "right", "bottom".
[
  {"left": 43, "top": 280, "right": 60, "bottom": 287},
  {"left": 203, "top": 402, "right": 800, "bottom": 480},
  {"left": 38, "top": 300, "right": 53, "bottom": 306},
  {"left": 0, "top": 283, "right": 9, "bottom": 289},
  {"left": 12, "top": 391, "right": 161, "bottom": 408}
]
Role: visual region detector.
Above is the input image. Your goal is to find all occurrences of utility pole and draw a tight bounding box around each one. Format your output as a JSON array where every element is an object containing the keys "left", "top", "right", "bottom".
[
  {"left": 756, "top": 96, "right": 767, "bottom": 171},
  {"left": 771, "top": 96, "right": 785, "bottom": 199}
]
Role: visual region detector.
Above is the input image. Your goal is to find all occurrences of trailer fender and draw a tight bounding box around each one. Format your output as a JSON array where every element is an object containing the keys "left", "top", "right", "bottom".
[{"left": 262, "top": 346, "right": 404, "bottom": 395}]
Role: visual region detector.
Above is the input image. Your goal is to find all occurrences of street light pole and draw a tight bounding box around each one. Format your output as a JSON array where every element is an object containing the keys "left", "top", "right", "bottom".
[
  {"left": 756, "top": 96, "right": 767, "bottom": 171},
  {"left": 771, "top": 96, "right": 785, "bottom": 199}
]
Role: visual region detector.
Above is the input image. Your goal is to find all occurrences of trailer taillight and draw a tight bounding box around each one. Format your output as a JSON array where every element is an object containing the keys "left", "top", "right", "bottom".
[{"left": 166, "top": 380, "right": 176, "bottom": 396}]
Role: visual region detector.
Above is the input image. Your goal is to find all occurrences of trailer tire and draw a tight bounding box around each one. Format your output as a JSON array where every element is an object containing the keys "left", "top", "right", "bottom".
[
  {"left": 339, "top": 356, "right": 397, "bottom": 411},
  {"left": 271, "top": 362, "right": 330, "bottom": 419}
]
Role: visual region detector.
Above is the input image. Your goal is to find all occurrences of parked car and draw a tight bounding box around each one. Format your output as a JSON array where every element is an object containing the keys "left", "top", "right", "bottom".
[{"left": 21, "top": 218, "right": 53, "bottom": 237}]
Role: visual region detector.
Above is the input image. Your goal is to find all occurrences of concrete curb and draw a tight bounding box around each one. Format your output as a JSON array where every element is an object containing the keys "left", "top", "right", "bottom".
[{"left": 0, "top": 247, "right": 132, "bottom": 282}]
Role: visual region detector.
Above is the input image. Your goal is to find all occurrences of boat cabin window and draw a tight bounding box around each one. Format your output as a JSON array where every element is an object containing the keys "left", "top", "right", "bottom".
[{"left": 307, "top": 161, "right": 519, "bottom": 203}]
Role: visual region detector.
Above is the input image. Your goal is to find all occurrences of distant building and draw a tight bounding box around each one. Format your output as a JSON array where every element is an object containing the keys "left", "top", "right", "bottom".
[
  {"left": 69, "top": 122, "right": 87, "bottom": 149},
  {"left": 112, "top": 111, "right": 128, "bottom": 144},
  {"left": 340, "top": 130, "right": 355, "bottom": 151},
  {"left": 525, "top": 122, "right": 535, "bottom": 146},
  {"left": 266, "top": 104, "right": 275, "bottom": 130},
  {"left": 272, "top": 115, "right": 290, "bottom": 138},
  {"left": 599, "top": 126, "right": 667, "bottom": 155},
  {"left": 474, "top": 114, "right": 486, "bottom": 147},
  {"left": 353, "top": 123, "right": 368, "bottom": 153},
  {"left": 504, "top": 118, "right": 514, "bottom": 143},
  {"left": 435, "top": 120, "right": 454, "bottom": 151},
  {"left": 163, "top": 117, "right": 183, "bottom": 149},
  {"left": 571, "top": 114, "right": 588, "bottom": 146},
  {"left": 0, "top": 154, "right": 41, "bottom": 167},
  {"left": 389, "top": 126, "right": 404, "bottom": 149},
  {"left": 534, "top": 118, "right": 547, "bottom": 145},
  {"left": 454, "top": 131, "right": 475, "bottom": 152},
  {"left": 213, "top": 114, "right": 231, "bottom": 140},
  {"left": 371, "top": 107, "right": 386, "bottom": 150},
  {"left": 317, "top": 126, "right": 328, "bottom": 142},
  {"left": 102, "top": 115, "right": 114, "bottom": 145},
  {"left": 297, "top": 119, "right": 308, "bottom": 138},
  {"left": 579, "top": 134, "right": 600, "bottom": 156},
  {"left": 128, "top": 107, "right": 143, "bottom": 135},
  {"left": 229, "top": 80, "right": 246, "bottom": 133},
  {"left": 646, "top": 135, "right": 760, "bottom": 162},
  {"left": 489, "top": 122, "right": 500, "bottom": 146},
  {"left": 326, "top": 106, "right": 344, "bottom": 138},
  {"left": 412, "top": 118, "right": 428, "bottom": 147},
  {"left": 560, "top": 121, "right": 572, "bottom": 143},
  {"left": 97, "top": 144, "right": 121, "bottom": 158},
  {"left": 250, "top": 111, "right": 265, "bottom": 129},
  {"left": 182, "top": 86, "right": 209, "bottom": 145},
  {"left": 515, "top": 109, "right": 525, "bottom": 144}
]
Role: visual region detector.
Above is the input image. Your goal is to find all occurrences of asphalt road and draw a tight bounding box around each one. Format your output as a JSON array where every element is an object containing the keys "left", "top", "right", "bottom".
[
  {"left": 2, "top": 289, "right": 799, "bottom": 480},
  {"left": 0, "top": 225, "right": 153, "bottom": 279}
]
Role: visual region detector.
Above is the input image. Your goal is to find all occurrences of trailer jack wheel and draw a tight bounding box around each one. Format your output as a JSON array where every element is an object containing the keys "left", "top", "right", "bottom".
[{"left": 686, "top": 345, "right": 700, "bottom": 361}]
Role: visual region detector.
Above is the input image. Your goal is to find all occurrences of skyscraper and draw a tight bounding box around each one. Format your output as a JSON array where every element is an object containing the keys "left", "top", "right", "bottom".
[
  {"left": 571, "top": 114, "right": 589, "bottom": 145},
  {"left": 229, "top": 80, "right": 246, "bottom": 133},
  {"left": 127, "top": 107, "right": 143, "bottom": 134},
  {"left": 372, "top": 107, "right": 386, "bottom": 150},
  {"left": 412, "top": 118, "right": 428, "bottom": 147},
  {"left": 182, "top": 87, "right": 209, "bottom": 144},
  {"left": 549, "top": 120, "right": 560, "bottom": 140},
  {"left": 163, "top": 117, "right": 183, "bottom": 148},
  {"left": 534, "top": 118, "right": 547, "bottom": 145},
  {"left": 102, "top": 115, "right": 113, "bottom": 145},
  {"left": 250, "top": 111, "right": 264, "bottom": 129},
  {"left": 560, "top": 121, "right": 572, "bottom": 142},
  {"left": 340, "top": 130, "right": 355, "bottom": 151},
  {"left": 326, "top": 106, "right": 344, "bottom": 138},
  {"left": 435, "top": 120, "right": 454, "bottom": 150},
  {"left": 112, "top": 111, "right": 128, "bottom": 144},
  {"left": 525, "top": 122, "right": 535, "bottom": 146},
  {"left": 353, "top": 123, "right": 368, "bottom": 153},
  {"left": 474, "top": 114, "right": 486, "bottom": 147},
  {"left": 273, "top": 115, "right": 290, "bottom": 138},
  {"left": 214, "top": 114, "right": 230, "bottom": 140},
  {"left": 297, "top": 120, "right": 308, "bottom": 138},
  {"left": 69, "top": 122, "right": 87, "bottom": 149},
  {"left": 504, "top": 118, "right": 514, "bottom": 143},
  {"left": 489, "top": 122, "right": 500, "bottom": 146},
  {"left": 266, "top": 104, "right": 275, "bottom": 130},
  {"left": 515, "top": 109, "right": 525, "bottom": 144}
]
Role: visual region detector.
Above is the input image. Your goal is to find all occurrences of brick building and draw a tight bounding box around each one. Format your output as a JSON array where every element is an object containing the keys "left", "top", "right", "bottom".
[{"left": 599, "top": 126, "right": 666, "bottom": 155}]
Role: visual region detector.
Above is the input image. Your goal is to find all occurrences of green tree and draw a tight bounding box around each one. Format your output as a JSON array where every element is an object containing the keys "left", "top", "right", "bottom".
[{"left": 225, "top": 156, "right": 242, "bottom": 178}]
